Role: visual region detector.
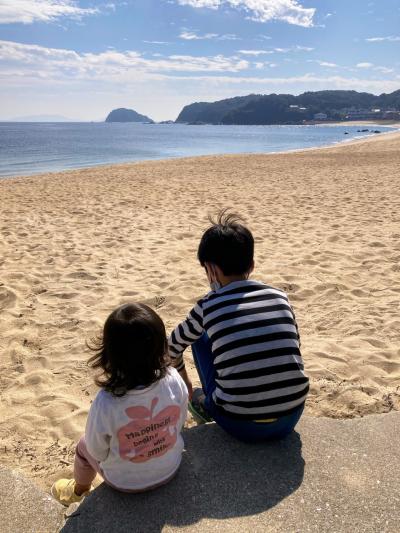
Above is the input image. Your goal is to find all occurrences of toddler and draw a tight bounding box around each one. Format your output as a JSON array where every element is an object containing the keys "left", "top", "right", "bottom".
[{"left": 52, "top": 303, "right": 188, "bottom": 506}]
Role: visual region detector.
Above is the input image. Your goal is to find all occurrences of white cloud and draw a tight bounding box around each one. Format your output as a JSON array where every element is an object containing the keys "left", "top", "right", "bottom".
[
  {"left": 356, "top": 62, "right": 374, "bottom": 68},
  {"left": 238, "top": 49, "right": 273, "bottom": 56},
  {"left": 254, "top": 61, "right": 277, "bottom": 69},
  {"left": 375, "top": 66, "right": 394, "bottom": 74},
  {"left": 0, "top": 39, "right": 250, "bottom": 82},
  {"left": 318, "top": 61, "right": 337, "bottom": 67},
  {"left": 240, "top": 45, "right": 313, "bottom": 55},
  {"left": 366, "top": 36, "right": 400, "bottom": 42},
  {"left": 176, "top": 0, "right": 316, "bottom": 27},
  {"left": 176, "top": 0, "right": 221, "bottom": 7},
  {"left": 165, "top": 74, "right": 400, "bottom": 95},
  {"left": 143, "top": 40, "right": 170, "bottom": 45},
  {"left": 218, "top": 34, "right": 240, "bottom": 40},
  {"left": 2, "top": 39, "right": 397, "bottom": 101},
  {"left": 0, "top": 0, "right": 98, "bottom": 24},
  {"left": 308, "top": 60, "right": 338, "bottom": 68},
  {"left": 255, "top": 34, "right": 272, "bottom": 41},
  {"left": 179, "top": 30, "right": 240, "bottom": 40},
  {"left": 180, "top": 31, "right": 218, "bottom": 40},
  {"left": 356, "top": 62, "right": 395, "bottom": 75},
  {"left": 274, "top": 45, "right": 314, "bottom": 53}
]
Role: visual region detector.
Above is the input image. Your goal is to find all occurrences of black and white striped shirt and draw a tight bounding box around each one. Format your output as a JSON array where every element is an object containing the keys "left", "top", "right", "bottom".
[{"left": 168, "top": 280, "right": 309, "bottom": 420}]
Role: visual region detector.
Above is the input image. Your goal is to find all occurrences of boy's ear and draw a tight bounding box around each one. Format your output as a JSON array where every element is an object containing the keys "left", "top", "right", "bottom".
[
  {"left": 204, "top": 262, "right": 213, "bottom": 280},
  {"left": 249, "top": 260, "right": 255, "bottom": 274},
  {"left": 205, "top": 262, "right": 219, "bottom": 282},
  {"left": 214, "top": 264, "right": 224, "bottom": 281}
]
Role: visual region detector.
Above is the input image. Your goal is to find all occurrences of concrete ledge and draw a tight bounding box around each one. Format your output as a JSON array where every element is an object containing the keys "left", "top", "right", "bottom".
[
  {"left": 0, "top": 464, "right": 64, "bottom": 533},
  {"left": 60, "top": 412, "right": 400, "bottom": 533}
]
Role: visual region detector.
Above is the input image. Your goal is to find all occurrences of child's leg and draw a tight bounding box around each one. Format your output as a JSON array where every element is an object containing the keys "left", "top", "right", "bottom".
[
  {"left": 51, "top": 436, "right": 99, "bottom": 505},
  {"left": 210, "top": 404, "right": 305, "bottom": 442},
  {"left": 73, "top": 436, "right": 102, "bottom": 492},
  {"left": 192, "top": 334, "right": 305, "bottom": 441},
  {"left": 191, "top": 333, "right": 216, "bottom": 401}
]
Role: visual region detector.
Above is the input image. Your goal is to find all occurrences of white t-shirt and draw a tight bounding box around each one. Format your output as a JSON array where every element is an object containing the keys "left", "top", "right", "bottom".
[{"left": 85, "top": 367, "right": 188, "bottom": 491}]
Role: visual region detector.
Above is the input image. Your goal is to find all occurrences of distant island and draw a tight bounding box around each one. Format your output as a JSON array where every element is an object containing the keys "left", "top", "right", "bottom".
[
  {"left": 175, "top": 89, "right": 400, "bottom": 125},
  {"left": 105, "top": 108, "right": 154, "bottom": 123},
  {"left": 8, "top": 114, "right": 76, "bottom": 122}
]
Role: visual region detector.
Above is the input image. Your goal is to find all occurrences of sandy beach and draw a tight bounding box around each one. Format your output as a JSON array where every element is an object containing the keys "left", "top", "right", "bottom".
[{"left": 0, "top": 131, "right": 399, "bottom": 490}]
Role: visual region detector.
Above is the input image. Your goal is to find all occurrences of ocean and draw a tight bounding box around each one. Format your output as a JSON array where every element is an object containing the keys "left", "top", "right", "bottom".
[{"left": 0, "top": 122, "right": 396, "bottom": 178}]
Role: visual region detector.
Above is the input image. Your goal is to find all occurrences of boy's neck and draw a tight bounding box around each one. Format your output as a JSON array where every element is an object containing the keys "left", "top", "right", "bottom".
[{"left": 219, "top": 274, "right": 249, "bottom": 287}]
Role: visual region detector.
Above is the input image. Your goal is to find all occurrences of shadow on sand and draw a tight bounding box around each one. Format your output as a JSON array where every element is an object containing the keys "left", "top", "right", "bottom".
[{"left": 61, "top": 423, "right": 304, "bottom": 533}]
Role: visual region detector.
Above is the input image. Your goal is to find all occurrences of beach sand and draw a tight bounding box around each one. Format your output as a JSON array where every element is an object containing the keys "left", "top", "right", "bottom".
[{"left": 0, "top": 131, "right": 399, "bottom": 490}]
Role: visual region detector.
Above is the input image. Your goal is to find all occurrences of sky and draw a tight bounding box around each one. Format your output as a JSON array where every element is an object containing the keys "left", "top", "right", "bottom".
[{"left": 0, "top": 0, "right": 399, "bottom": 121}]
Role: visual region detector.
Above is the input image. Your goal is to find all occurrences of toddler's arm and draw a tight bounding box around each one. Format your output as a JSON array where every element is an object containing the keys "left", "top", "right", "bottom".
[{"left": 84, "top": 392, "right": 111, "bottom": 463}]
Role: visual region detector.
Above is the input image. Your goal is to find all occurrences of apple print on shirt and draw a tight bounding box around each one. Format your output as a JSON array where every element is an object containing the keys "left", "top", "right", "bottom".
[{"left": 117, "top": 397, "right": 181, "bottom": 463}]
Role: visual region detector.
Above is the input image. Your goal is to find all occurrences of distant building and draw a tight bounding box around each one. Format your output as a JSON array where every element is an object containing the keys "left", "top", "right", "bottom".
[
  {"left": 383, "top": 110, "right": 400, "bottom": 119},
  {"left": 289, "top": 105, "right": 307, "bottom": 114},
  {"left": 314, "top": 112, "right": 328, "bottom": 120},
  {"left": 345, "top": 109, "right": 382, "bottom": 119}
]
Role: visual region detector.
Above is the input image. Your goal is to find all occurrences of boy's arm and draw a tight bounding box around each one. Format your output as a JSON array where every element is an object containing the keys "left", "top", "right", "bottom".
[
  {"left": 168, "top": 302, "right": 204, "bottom": 397},
  {"left": 289, "top": 303, "right": 301, "bottom": 348},
  {"left": 177, "top": 367, "right": 193, "bottom": 400}
]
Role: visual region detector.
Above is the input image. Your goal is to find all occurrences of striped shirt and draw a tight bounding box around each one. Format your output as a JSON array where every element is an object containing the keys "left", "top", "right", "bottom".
[{"left": 168, "top": 280, "right": 309, "bottom": 420}]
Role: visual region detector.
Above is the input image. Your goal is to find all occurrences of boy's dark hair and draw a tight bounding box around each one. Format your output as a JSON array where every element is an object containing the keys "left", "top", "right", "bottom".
[
  {"left": 88, "top": 303, "right": 169, "bottom": 396},
  {"left": 197, "top": 210, "right": 254, "bottom": 276}
]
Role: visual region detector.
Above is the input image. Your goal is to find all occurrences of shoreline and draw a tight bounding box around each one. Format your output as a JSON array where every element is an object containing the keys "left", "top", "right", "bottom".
[
  {"left": 1, "top": 130, "right": 399, "bottom": 488},
  {"left": 1, "top": 123, "right": 399, "bottom": 182}
]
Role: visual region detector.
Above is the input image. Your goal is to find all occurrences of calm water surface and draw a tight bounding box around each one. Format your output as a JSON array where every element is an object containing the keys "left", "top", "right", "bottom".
[{"left": 0, "top": 122, "right": 396, "bottom": 177}]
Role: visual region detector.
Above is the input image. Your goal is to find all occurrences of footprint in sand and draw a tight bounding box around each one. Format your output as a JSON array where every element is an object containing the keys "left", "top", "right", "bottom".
[
  {"left": 369, "top": 241, "right": 386, "bottom": 248},
  {"left": 121, "top": 264, "right": 134, "bottom": 270},
  {"left": 121, "top": 291, "right": 140, "bottom": 297},
  {"left": 0, "top": 286, "right": 17, "bottom": 310},
  {"left": 327, "top": 234, "right": 340, "bottom": 243},
  {"left": 141, "top": 295, "right": 166, "bottom": 309},
  {"left": 67, "top": 271, "right": 97, "bottom": 281},
  {"left": 41, "top": 292, "right": 78, "bottom": 300}
]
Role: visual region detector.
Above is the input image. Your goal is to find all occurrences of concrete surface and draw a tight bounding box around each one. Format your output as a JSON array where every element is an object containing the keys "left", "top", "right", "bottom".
[
  {"left": 1, "top": 413, "right": 399, "bottom": 533},
  {"left": 61, "top": 412, "right": 400, "bottom": 533},
  {"left": 0, "top": 464, "right": 64, "bottom": 533}
]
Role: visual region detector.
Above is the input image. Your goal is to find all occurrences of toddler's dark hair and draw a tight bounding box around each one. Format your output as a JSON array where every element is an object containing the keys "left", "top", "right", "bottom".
[
  {"left": 197, "top": 210, "right": 254, "bottom": 276},
  {"left": 88, "top": 303, "right": 169, "bottom": 396}
]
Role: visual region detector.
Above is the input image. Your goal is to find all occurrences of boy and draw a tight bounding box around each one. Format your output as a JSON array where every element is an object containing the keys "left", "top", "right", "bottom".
[{"left": 168, "top": 211, "right": 308, "bottom": 442}]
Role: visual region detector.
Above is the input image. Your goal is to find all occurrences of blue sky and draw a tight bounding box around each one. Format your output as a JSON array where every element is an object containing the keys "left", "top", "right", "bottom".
[{"left": 0, "top": 0, "right": 399, "bottom": 121}]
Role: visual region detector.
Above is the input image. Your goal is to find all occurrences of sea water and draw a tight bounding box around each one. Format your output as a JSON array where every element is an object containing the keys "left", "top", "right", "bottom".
[{"left": 0, "top": 122, "right": 396, "bottom": 178}]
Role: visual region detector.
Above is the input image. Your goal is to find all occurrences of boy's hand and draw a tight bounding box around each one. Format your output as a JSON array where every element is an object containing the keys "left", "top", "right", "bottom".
[{"left": 179, "top": 368, "right": 193, "bottom": 400}]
